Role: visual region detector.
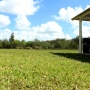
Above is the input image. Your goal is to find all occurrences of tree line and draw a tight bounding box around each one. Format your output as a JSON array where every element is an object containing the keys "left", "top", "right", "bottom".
[{"left": 0, "top": 33, "right": 79, "bottom": 49}]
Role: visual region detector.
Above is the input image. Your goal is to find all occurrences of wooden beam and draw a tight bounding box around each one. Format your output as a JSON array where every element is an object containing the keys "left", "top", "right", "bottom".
[
  {"left": 79, "top": 19, "right": 82, "bottom": 53},
  {"left": 82, "top": 16, "right": 90, "bottom": 21}
]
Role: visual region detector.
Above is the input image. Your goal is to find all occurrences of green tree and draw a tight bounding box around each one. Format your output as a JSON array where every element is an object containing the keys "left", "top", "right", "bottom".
[
  {"left": 0, "top": 40, "right": 2, "bottom": 48},
  {"left": 2, "top": 39, "right": 10, "bottom": 48},
  {"left": 13, "top": 40, "right": 20, "bottom": 49},
  {"left": 21, "top": 39, "right": 26, "bottom": 49},
  {"left": 9, "top": 33, "right": 15, "bottom": 48},
  {"left": 9, "top": 33, "right": 14, "bottom": 42},
  {"left": 41, "top": 41, "right": 51, "bottom": 49}
]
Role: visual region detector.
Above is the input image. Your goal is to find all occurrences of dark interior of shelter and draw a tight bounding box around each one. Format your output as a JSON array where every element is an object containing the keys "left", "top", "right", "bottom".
[{"left": 83, "top": 38, "right": 90, "bottom": 53}]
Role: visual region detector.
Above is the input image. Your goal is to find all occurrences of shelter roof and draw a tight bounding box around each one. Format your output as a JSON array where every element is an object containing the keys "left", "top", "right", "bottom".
[{"left": 72, "top": 8, "right": 90, "bottom": 21}]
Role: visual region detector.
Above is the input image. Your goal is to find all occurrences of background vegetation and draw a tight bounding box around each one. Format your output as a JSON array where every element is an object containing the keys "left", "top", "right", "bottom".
[{"left": 0, "top": 33, "right": 79, "bottom": 49}]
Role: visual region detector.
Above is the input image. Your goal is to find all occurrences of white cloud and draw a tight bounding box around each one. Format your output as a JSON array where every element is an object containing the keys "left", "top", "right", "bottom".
[
  {"left": 0, "top": 0, "right": 40, "bottom": 15},
  {"left": 53, "top": 6, "right": 83, "bottom": 27},
  {"left": 0, "top": 28, "right": 11, "bottom": 39},
  {"left": 0, "top": 21, "right": 71, "bottom": 41},
  {"left": 53, "top": 6, "right": 83, "bottom": 22},
  {"left": 82, "top": 26, "right": 90, "bottom": 37},
  {"left": 15, "top": 15, "right": 31, "bottom": 29},
  {"left": 85, "top": 5, "right": 90, "bottom": 9},
  {"left": 74, "top": 25, "right": 90, "bottom": 37},
  {"left": 31, "top": 21, "right": 71, "bottom": 40},
  {"left": 0, "top": 14, "right": 10, "bottom": 27},
  {"left": 33, "top": 21, "right": 62, "bottom": 33}
]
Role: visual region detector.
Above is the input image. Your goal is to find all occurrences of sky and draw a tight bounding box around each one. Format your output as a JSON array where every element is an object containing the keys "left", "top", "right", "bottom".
[{"left": 0, "top": 0, "right": 90, "bottom": 41}]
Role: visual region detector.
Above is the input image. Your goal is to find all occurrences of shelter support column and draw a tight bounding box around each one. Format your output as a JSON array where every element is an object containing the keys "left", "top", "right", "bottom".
[{"left": 79, "top": 19, "right": 82, "bottom": 53}]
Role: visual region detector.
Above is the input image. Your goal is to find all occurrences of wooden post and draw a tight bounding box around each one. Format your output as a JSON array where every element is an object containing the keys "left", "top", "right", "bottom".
[{"left": 79, "top": 19, "right": 82, "bottom": 53}]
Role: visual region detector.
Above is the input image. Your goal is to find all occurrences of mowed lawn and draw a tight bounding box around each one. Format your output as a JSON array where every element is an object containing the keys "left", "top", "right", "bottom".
[{"left": 0, "top": 49, "right": 90, "bottom": 90}]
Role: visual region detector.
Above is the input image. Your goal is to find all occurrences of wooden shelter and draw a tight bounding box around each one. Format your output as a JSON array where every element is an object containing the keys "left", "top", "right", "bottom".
[{"left": 71, "top": 8, "right": 90, "bottom": 53}]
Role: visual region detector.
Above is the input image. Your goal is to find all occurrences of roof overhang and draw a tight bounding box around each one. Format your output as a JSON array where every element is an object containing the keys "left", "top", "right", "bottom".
[{"left": 72, "top": 7, "right": 90, "bottom": 21}]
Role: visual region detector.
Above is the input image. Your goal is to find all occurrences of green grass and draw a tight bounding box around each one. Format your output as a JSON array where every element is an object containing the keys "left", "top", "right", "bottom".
[{"left": 0, "top": 49, "right": 90, "bottom": 90}]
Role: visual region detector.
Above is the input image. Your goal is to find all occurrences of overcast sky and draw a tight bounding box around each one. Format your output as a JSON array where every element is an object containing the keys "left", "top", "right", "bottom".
[{"left": 0, "top": 0, "right": 90, "bottom": 41}]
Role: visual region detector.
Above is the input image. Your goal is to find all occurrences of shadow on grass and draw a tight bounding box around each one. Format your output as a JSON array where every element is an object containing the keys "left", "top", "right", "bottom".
[{"left": 51, "top": 52, "right": 90, "bottom": 63}]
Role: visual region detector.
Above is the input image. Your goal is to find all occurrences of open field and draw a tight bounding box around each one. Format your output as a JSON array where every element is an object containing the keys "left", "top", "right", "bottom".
[{"left": 0, "top": 49, "right": 90, "bottom": 90}]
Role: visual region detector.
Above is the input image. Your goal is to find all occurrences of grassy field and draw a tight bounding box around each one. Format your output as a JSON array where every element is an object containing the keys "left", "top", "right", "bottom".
[{"left": 0, "top": 49, "right": 90, "bottom": 90}]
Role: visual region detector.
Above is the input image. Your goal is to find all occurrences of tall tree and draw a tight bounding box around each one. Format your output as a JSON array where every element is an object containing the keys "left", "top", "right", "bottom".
[
  {"left": 9, "top": 33, "right": 15, "bottom": 48},
  {"left": 9, "top": 33, "right": 14, "bottom": 42}
]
